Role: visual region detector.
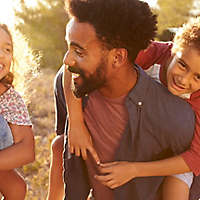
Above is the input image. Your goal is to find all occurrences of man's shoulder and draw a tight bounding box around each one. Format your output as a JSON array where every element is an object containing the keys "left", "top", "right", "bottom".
[{"left": 54, "top": 65, "right": 64, "bottom": 92}]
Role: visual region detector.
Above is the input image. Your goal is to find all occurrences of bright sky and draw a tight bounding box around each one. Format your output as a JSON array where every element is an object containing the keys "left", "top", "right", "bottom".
[
  {"left": 0, "top": 0, "right": 37, "bottom": 26},
  {"left": 143, "top": 0, "right": 158, "bottom": 7},
  {"left": 0, "top": 0, "right": 157, "bottom": 25}
]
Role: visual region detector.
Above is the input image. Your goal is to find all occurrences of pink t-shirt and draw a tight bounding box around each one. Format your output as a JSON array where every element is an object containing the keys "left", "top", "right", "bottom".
[{"left": 84, "top": 90, "right": 128, "bottom": 200}]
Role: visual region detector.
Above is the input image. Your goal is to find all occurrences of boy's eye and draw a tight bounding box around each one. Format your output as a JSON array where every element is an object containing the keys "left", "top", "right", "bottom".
[
  {"left": 194, "top": 74, "right": 200, "bottom": 81},
  {"left": 177, "top": 60, "right": 187, "bottom": 70}
]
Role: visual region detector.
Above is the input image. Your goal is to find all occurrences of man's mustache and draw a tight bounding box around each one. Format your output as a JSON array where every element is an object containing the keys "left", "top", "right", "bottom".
[{"left": 68, "top": 65, "right": 82, "bottom": 75}]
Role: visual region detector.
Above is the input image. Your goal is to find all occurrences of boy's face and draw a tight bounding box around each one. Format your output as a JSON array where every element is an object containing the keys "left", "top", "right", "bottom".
[{"left": 167, "top": 47, "right": 200, "bottom": 97}]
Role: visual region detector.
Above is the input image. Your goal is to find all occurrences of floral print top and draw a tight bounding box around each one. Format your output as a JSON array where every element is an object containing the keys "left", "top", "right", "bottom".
[{"left": 0, "top": 87, "right": 32, "bottom": 126}]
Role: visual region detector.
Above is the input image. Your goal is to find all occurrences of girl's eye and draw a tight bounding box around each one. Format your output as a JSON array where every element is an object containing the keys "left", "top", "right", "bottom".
[{"left": 4, "top": 48, "right": 12, "bottom": 54}]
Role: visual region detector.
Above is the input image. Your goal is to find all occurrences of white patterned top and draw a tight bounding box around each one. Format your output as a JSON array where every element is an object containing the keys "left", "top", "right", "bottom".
[{"left": 0, "top": 87, "right": 32, "bottom": 126}]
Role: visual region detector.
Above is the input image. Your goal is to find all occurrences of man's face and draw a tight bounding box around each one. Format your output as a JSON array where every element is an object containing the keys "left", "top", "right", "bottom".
[{"left": 63, "top": 18, "right": 110, "bottom": 97}]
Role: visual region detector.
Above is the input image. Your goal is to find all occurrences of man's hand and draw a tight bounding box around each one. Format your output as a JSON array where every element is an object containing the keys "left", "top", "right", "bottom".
[
  {"left": 68, "top": 121, "right": 100, "bottom": 164},
  {"left": 95, "top": 161, "right": 137, "bottom": 189}
]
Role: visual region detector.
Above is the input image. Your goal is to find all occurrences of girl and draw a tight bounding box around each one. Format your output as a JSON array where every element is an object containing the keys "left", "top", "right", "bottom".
[{"left": 0, "top": 24, "right": 35, "bottom": 200}]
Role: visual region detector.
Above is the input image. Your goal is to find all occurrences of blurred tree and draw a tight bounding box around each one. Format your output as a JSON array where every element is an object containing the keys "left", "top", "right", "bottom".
[
  {"left": 157, "top": 0, "right": 195, "bottom": 35},
  {"left": 14, "top": 0, "right": 68, "bottom": 70},
  {"left": 157, "top": 28, "right": 175, "bottom": 41}
]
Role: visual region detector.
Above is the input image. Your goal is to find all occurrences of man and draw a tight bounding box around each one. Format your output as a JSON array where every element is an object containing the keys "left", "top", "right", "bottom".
[{"left": 56, "top": 0, "right": 198, "bottom": 199}]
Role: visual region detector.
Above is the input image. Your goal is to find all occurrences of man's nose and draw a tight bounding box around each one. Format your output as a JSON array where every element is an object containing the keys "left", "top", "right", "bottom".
[{"left": 63, "top": 51, "right": 75, "bottom": 67}]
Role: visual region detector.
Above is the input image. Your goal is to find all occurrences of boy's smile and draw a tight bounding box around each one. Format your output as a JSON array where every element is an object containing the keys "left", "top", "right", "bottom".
[{"left": 167, "top": 47, "right": 200, "bottom": 97}]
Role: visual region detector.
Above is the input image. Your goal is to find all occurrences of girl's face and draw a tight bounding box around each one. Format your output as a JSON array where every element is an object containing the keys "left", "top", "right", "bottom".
[
  {"left": 0, "top": 27, "right": 13, "bottom": 80},
  {"left": 167, "top": 47, "right": 200, "bottom": 97}
]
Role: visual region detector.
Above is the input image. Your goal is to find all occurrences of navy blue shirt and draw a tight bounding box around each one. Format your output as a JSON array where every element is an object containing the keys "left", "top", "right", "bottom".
[{"left": 54, "top": 65, "right": 199, "bottom": 200}]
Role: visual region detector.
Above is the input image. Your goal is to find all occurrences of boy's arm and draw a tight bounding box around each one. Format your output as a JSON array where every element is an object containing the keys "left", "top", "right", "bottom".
[
  {"left": 95, "top": 155, "right": 190, "bottom": 189},
  {"left": 63, "top": 65, "right": 100, "bottom": 163},
  {"left": 181, "top": 110, "right": 200, "bottom": 176},
  {"left": 135, "top": 41, "right": 172, "bottom": 70}
]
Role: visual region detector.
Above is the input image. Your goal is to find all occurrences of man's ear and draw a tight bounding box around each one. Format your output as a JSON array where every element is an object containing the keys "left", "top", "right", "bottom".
[{"left": 111, "top": 48, "right": 128, "bottom": 68}]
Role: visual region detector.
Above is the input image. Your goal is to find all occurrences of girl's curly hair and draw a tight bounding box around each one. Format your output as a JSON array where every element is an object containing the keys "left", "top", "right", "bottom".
[{"left": 0, "top": 24, "right": 39, "bottom": 100}]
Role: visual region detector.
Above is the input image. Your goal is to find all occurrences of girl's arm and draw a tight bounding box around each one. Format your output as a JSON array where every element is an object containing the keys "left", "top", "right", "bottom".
[
  {"left": 0, "top": 124, "right": 35, "bottom": 170},
  {"left": 95, "top": 155, "right": 190, "bottom": 189},
  {"left": 63, "top": 65, "right": 100, "bottom": 163}
]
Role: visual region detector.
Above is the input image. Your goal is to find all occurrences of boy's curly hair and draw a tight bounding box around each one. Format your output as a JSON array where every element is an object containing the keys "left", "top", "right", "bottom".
[
  {"left": 173, "top": 17, "right": 200, "bottom": 54},
  {"left": 66, "top": 0, "right": 157, "bottom": 62}
]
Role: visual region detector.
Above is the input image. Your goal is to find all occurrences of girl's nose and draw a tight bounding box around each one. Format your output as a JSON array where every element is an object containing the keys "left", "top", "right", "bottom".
[{"left": 0, "top": 50, "right": 4, "bottom": 58}]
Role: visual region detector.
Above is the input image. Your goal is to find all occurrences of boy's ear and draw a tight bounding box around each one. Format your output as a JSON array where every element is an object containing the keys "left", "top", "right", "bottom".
[{"left": 111, "top": 48, "right": 128, "bottom": 68}]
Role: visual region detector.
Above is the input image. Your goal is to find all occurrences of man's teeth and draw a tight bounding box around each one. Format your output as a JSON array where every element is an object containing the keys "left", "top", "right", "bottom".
[
  {"left": 72, "top": 73, "right": 80, "bottom": 79},
  {"left": 0, "top": 64, "right": 3, "bottom": 70}
]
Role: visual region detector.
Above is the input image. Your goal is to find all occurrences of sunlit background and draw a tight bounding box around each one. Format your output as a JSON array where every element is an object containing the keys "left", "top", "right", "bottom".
[
  {"left": 0, "top": 0, "right": 38, "bottom": 25},
  {"left": 0, "top": 0, "right": 157, "bottom": 25}
]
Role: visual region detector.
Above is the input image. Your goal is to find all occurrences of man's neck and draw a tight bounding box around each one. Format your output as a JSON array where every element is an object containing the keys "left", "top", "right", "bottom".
[{"left": 99, "top": 65, "right": 138, "bottom": 98}]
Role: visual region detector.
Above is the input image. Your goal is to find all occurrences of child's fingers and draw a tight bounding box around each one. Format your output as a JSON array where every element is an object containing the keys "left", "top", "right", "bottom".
[
  {"left": 88, "top": 146, "right": 100, "bottom": 165},
  {"left": 69, "top": 145, "right": 74, "bottom": 154},
  {"left": 81, "top": 148, "right": 88, "bottom": 160},
  {"left": 100, "top": 162, "right": 118, "bottom": 167},
  {"left": 75, "top": 147, "right": 80, "bottom": 157}
]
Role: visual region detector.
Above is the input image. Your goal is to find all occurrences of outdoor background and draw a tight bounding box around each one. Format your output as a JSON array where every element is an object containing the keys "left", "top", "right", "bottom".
[{"left": 0, "top": 0, "right": 200, "bottom": 199}]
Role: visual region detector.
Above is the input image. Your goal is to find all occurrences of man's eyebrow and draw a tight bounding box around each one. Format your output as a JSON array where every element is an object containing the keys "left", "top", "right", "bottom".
[{"left": 70, "top": 41, "right": 85, "bottom": 51}]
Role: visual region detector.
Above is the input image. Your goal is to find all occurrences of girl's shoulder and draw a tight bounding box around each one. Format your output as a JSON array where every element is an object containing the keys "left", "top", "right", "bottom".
[{"left": 0, "top": 87, "right": 32, "bottom": 126}]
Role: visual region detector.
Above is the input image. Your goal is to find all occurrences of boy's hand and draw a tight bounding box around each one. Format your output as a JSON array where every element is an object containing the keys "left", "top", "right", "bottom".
[
  {"left": 68, "top": 121, "right": 100, "bottom": 164},
  {"left": 95, "top": 161, "right": 137, "bottom": 189}
]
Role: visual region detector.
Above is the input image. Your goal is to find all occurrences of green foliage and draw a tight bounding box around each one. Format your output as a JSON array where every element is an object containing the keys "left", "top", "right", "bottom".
[
  {"left": 14, "top": 0, "right": 68, "bottom": 70},
  {"left": 157, "top": 29, "right": 175, "bottom": 41},
  {"left": 157, "top": 0, "right": 195, "bottom": 35}
]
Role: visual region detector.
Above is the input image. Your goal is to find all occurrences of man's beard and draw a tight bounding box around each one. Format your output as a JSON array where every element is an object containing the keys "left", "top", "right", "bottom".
[{"left": 68, "top": 59, "right": 106, "bottom": 98}]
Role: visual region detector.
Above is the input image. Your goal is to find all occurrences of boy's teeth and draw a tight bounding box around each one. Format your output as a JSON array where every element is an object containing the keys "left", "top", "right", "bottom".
[
  {"left": 0, "top": 65, "right": 3, "bottom": 70},
  {"left": 72, "top": 73, "right": 80, "bottom": 78}
]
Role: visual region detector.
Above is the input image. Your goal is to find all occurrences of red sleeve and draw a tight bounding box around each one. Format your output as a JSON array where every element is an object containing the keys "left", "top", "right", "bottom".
[
  {"left": 181, "top": 94, "right": 200, "bottom": 176},
  {"left": 135, "top": 41, "right": 173, "bottom": 70}
]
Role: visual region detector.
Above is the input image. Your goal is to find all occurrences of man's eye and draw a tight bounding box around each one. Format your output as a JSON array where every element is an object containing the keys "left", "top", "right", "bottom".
[{"left": 74, "top": 49, "right": 83, "bottom": 57}]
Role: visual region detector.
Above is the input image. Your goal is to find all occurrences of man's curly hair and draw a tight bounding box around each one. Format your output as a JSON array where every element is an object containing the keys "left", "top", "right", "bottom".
[
  {"left": 173, "top": 17, "right": 200, "bottom": 54},
  {"left": 66, "top": 0, "right": 157, "bottom": 62}
]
